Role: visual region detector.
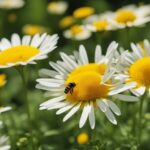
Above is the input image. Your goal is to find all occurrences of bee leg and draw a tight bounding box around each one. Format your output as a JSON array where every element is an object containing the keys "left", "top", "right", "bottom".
[{"left": 70, "top": 89, "right": 73, "bottom": 95}]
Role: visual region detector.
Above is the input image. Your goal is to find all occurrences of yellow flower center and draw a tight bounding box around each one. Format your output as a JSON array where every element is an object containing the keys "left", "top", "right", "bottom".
[
  {"left": 0, "top": 74, "right": 6, "bottom": 87},
  {"left": 92, "top": 20, "right": 109, "bottom": 31},
  {"left": 129, "top": 57, "right": 150, "bottom": 87},
  {"left": 70, "top": 25, "right": 83, "bottom": 36},
  {"left": 73, "top": 7, "right": 95, "bottom": 19},
  {"left": 115, "top": 10, "right": 136, "bottom": 24},
  {"left": 0, "top": 46, "right": 40, "bottom": 66},
  {"left": 66, "top": 64, "right": 110, "bottom": 102},
  {"left": 77, "top": 133, "right": 89, "bottom": 145},
  {"left": 59, "top": 16, "right": 74, "bottom": 28}
]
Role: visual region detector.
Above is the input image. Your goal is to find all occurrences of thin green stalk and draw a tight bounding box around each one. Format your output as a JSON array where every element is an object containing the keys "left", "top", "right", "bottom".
[
  {"left": 17, "top": 67, "right": 35, "bottom": 150},
  {"left": 124, "top": 27, "right": 130, "bottom": 48},
  {"left": 0, "top": 10, "right": 6, "bottom": 35},
  {"left": 95, "top": 32, "right": 102, "bottom": 45},
  {"left": 138, "top": 91, "right": 147, "bottom": 144}
]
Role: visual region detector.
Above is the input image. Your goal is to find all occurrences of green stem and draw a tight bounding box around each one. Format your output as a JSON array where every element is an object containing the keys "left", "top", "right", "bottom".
[
  {"left": 17, "top": 67, "right": 35, "bottom": 150},
  {"left": 124, "top": 27, "right": 130, "bottom": 48},
  {"left": 138, "top": 91, "right": 147, "bottom": 144},
  {"left": 0, "top": 10, "right": 7, "bottom": 35}
]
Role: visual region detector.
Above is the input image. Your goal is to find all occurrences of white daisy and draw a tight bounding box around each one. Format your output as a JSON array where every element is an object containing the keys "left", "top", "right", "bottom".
[
  {"left": 0, "top": 0, "right": 24, "bottom": 9},
  {"left": 36, "top": 42, "right": 138, "bottom": 129},
  {"left": 85, "top": 12, "right": 117, "bottom": 32},
  {"left": 115, "top": 40, "right": 150, "bottom": 96},
  {"left": 47, "top": 1, "right": 68, "bottom": 15},
  {"left": 0, "top": 33, "right": 58, "bottom": 68},
  {"left": 109, "top": 4, "right": 150, "bottom": 28},
  {"left": 63, "top": 25, "right": 91, "bottom": 41}
]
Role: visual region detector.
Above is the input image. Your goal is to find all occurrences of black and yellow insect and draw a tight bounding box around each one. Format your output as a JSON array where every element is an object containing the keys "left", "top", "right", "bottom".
[{"left": 64, "top": 82, "right": 76, "bottom": 94}]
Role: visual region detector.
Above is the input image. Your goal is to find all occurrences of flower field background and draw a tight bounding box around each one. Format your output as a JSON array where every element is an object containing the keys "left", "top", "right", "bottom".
[{"left": 0, "top": 0, "right": 150, "bottom": 150}]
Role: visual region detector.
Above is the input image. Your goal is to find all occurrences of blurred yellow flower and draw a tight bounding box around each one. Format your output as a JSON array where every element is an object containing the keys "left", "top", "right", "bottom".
[
  {"left": 92, "top": 20, "right": 109, "bottom": 31},
  {"left": 63, "top": 24, "right": 91, "bottom": 40},
  {"left": 70, "top": 25, "right": 83, "bottom": 36},
  {"left": 77, "top": 132, "right": 89, "bottom": 145},
  {"left": 0, "top": 74, "right": 6, "bottom": 88},
  {"left": 22, "top": 24, "right": 49, "bottom": 36},
  {"left": 47, "top": 1, "right": 68, "bottom": 15},
  {"left": 59, "top": 16, "right": 74, "bottom": 28},
  {"left": 115, "top": 10, "right": 136, "bottom": 24},
  {"left": 109, "top": 4, "right": 150, "bottom": 28},
  {"left": 85, "top": 12, "right": 116, "bottom": 32},
  {"left": 73, "top": 7, "right": 95, "bottom": 19}
]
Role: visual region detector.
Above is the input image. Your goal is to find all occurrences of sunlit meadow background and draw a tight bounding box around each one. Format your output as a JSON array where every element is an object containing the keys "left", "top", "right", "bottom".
[{"left": 0, "top": 0, "right": 150, "bottom": 149}]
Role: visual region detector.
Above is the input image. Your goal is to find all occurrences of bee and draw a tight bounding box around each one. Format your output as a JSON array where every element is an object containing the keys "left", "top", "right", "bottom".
[{"left": 64, "top": 82, "right": 76, "bottom": 94}]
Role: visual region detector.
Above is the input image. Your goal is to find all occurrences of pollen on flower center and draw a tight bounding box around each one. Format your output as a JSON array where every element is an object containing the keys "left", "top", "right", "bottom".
[
  {"left": 129, "top": 57, "right": 150, "bottom": 87},
  {"left": 66, "top": 64, "right": 110, "bottom": 102},
  {"left": 92, "top": 20, "right": 109, "bottom": 31},
  {"left": 115, "top": 10, "right": 136, "bottom": 24},
  {"left": 70, "top": 25, "right": 83, "bottom": 35},
  {"left": 0, "top": 46, "right": 40, "bottom": 66}
]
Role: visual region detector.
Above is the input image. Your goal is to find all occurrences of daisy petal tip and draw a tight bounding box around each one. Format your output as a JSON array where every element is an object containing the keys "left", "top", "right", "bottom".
[
  {"left": 91, "top": 125, "right": 95, "bottom": 130},
  {"left": 113, "top": 120, "right": 117, "bottom": 125},
  {"left": 63, "top": 118, "right": 67, "bottom": 122}
]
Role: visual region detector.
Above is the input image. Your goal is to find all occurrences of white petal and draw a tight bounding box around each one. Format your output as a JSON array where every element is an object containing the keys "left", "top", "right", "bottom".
[
  {"left": 30, "top": 34, "right": 40, "bottom": 47},
  {"left": 11, "top": 33, "right": 21, "bottom": 46},
  {"left": 63, "top": 103, "right": 81, "bottom": 122},
  {"left": 106, "top": 41, "right": 118, "bottom": 59},
  {"left": 0, "top": 106, "right": 12, "bottom": 113},
  {"left": 39, "top": 69, "right": 58, "bottom": 77},
  {"left": 22, "top": 35, "right": 31, "bottom": 45},
  {"left": 89, "top": 104, "right": 95, "bottom": 129},
  {"left": 130, "top": 86, "right": 146, "bottom": 97},
  {"left": 131, "top": 43, "right": 143, "bottom": 58},
  {"left": 1, "top": 38, "right": 11, "bottom": 48},
  {"left": 44, "top": 91, "right": 64, "bottom": 97},
  {"left": 60, "top": 52, "right": 78, "bottom": 69},
  {"left": 79, "top": 45, "right": 89, "bottom": 64},
  {"left": 109, "top": 82, "right": 136, "bottom": 95},
  {"left": 46, "top": 102, "right": 67, "bottom": 110},
  {"left": 56, "top": 103, "right": 75, "bottom": 115},
  {"left": 96, "top": 99, "right": 107, "bottom": 112},
  {"left": 40, "top": 95, "right": 65, "bottom": 107},
  {"left": 107, "top": 100, "right": 121, "bottom": 116},
  {"left": 50, "top": 62, "right": 68, "bottom": 76},
  {"left": 102, "top": 69, "right": 116, "bottom": 83},
  {"left": 144, "top": 39, "right": 150, "bottom": 56},
  {"left": 115, "top": 94, "right": 139, "bottom": 102},
  {"left": 95, "top": 45, "right": 102, "bottom": 63},
  {"left": 79, "top": 104, "right": 91, "bottom": 128},
  {"left": 104, "top": 108, "right": 117, "bottom": 125}
]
